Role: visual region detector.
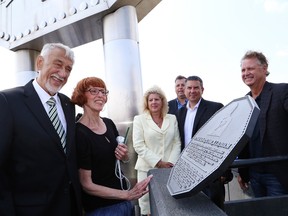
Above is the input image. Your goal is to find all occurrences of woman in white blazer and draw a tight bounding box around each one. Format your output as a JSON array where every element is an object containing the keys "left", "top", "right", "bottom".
[{"left": 133, "top": 85, "right": 181, "bottom": 216}]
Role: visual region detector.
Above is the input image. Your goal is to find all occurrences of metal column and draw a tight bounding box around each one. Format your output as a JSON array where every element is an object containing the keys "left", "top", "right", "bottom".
[
  {"left": 103, "top": 5, "right": 143, "bottom": 183},
  {"left": 14, "top": 49, "right": 39, "bottom": 86}
]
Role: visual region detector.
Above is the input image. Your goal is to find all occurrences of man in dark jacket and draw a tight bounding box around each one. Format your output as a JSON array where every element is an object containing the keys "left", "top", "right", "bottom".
[
  {"left": 168, "top": 75, "right": 187, "bottom": 115},
  {"left": 0, "top": 43, "right": 82, "bottom": 216},
  {"left": 238, "top": 50, "right": 288, "bottom": 197}
]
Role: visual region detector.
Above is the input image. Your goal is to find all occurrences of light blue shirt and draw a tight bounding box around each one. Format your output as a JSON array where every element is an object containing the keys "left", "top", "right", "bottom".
[{"left": 176, "top": 98, "right": 188, "bottom": 110}]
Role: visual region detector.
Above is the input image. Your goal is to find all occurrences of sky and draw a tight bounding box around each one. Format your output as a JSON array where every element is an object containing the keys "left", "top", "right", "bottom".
[{"left": 0, "top": 0, "right": 288, "bottom": 108}]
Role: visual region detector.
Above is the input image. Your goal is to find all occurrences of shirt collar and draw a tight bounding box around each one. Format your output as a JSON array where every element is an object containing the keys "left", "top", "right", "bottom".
[
  {"left": 32, "top": 79, "right": 60, "bottom": 105},
  {"left": 186, "top": 98, "right": 202, "bottom": 111},
  {"left": 176, "top": 98, "right": 188, "bottom": 109}
]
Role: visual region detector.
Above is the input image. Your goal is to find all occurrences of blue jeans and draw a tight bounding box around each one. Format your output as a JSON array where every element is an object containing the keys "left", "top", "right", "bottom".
[
  {"left": 85, "top": 201, "right": 134, "bottom": 216},
  {"left": 250, "top": 171, "right": 288, "bottom": 197}
]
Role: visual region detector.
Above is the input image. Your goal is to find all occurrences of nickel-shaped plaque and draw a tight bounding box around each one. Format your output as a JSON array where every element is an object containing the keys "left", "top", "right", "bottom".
[{"left": 167, "top": 95, "right": 260, "bottom": 198}]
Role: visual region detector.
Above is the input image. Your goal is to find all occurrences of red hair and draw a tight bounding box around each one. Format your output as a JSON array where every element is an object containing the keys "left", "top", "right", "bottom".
[{"left": 71, "top": 77, "right": 107, "bottom": 107}]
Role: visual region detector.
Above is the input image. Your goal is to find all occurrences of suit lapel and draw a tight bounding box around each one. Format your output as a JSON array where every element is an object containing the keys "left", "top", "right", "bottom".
[
  {"left": 172, "top": 99, "right": 178, "bottom": 114},
  {"left": 23, "top": 81, "right": 67, "bottom": 155},
  {"left": 145, "top": 113, "right": 165, "bottom": 133},
  {"left": 192, "top": 99, "right": 206, "bottom": 136},
  {"left": 179, "top": 108, "right": 187, "bottom": 131},
  {"left": 161, "top": 115, "right": 170, "bottom": 132},
  {"left": 178, "top": 107, "right": 187, "bottom": 150},
  {"left": 259, "top": 82, "right": 272, "bottom": 144},
  {"left": 59, "top": 94, "right": 75, "bottom": 156}
]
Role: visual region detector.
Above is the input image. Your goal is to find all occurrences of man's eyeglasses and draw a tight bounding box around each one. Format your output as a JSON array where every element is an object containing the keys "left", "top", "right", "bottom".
[{"left": 86, "top": 88, "right": 109, "bottom": 96}]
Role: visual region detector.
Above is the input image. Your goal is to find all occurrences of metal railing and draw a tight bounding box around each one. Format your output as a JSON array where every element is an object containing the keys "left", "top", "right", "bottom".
[
  {"left": 224, "top": 155, "right": 288, "bottom": 216},
  {"left": 230, "top": 155, "right": 288, "bottom": 168}
]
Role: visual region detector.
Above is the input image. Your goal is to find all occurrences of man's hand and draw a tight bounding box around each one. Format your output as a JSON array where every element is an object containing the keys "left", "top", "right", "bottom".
[{"left": 237, "top": 175, "right": 249, "bottom": 191}]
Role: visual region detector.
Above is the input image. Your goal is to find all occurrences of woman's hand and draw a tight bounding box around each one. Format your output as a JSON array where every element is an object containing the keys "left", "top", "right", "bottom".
[
  {"left": 115, "top": 143, "right": 129, "bottom": 162},
  {"left": 156, "top": 160, "right": 174, "bottom": 168},
  {"left": 80, "top": 169, "right": 152, "bottom": 200},
  {"left": 126, "top": 175, "right": 153, "bottom": 200}
]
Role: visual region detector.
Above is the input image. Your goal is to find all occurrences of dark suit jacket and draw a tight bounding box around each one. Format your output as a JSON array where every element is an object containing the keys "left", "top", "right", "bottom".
[
  {"left": 177, "top": 98, "right": 223, "bottom": 150},
  {"left": 239, "top": 81, "right": 288, "bottom": 191},
  {"left": 168, "top": 98, "right": 178, "bottom": 115},
  {"left": 168, "top": 98, "right": 188, "bottom": 115},
  {"left": 0, "top": 80, "right": 82, "bottom": 216}
]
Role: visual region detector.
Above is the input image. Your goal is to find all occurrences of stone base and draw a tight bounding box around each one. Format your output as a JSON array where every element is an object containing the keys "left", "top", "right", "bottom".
[{"left": 148, "top": 168, "right": 227, "bottom": 216}]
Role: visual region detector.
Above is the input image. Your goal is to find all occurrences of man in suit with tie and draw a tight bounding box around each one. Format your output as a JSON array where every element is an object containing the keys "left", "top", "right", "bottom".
[
  {"left": 168, "top": 75, "right": 187, "bottom": 115},
  {"left": 0, "top": 43, "right": 82, "bottom": 216},
  {"left": 237, "top": 51, "right": 288, "bottom": 197},
  {"left": 177, "top": 75, "right": 232, "bottom": 210}
]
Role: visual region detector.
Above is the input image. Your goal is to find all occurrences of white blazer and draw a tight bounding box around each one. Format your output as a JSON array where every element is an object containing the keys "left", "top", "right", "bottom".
[{"left": 133, "top": 112, "right": 181, "bottom": 172}]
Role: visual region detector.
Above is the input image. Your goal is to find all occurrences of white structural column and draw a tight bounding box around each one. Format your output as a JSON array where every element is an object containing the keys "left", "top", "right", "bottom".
[
  {"left": 103, "top": 5, "right": 143, "bottom": 127},
  {"left": 103, "top": 6, "right": 142, "bottom": 184},
  {"left": 14, "top": 50, "right": 39, "bottom": 86}
]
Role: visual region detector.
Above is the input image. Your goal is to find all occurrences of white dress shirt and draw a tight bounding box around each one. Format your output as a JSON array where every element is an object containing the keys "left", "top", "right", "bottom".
[{"left": 184, "top": 99, "right": 201, "bottom": 146}]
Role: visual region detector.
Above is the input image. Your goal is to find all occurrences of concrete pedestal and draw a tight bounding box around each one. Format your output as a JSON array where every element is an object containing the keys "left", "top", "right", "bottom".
[{"left": 148, "top": 168, "right": 227, "bottom": 216}]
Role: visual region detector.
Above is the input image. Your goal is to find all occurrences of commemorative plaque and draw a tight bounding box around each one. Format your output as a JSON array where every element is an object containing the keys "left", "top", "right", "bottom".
[{"left": 167, "top": 95, "right": 260, "bottom": 198}]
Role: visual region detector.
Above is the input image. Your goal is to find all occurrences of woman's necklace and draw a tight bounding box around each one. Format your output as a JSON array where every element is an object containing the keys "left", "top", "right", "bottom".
[
  {"left": 81, "top": 115, "right": 106, "bottom": 134},
  {"left": 153, "top": 117, "right": 163, "bottom": 127}
]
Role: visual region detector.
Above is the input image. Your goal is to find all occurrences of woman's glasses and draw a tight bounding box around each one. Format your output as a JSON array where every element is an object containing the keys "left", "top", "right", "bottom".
[{"left": 86, "top": 88, "right": 109, "bottom": 96}]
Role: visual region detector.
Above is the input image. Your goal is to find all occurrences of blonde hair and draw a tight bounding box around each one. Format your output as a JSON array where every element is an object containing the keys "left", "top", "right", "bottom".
[
  {"left": 241, "top": 50, "right": 270, "bottom": 76},
  {"left": 143, "top": 85, "right": 168, "bottom": 117}
]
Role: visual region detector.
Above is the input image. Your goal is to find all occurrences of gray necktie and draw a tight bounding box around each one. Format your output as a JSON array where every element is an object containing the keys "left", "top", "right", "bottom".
[{"left": 47, "top": 97, "right": 66, "bottom": 153}]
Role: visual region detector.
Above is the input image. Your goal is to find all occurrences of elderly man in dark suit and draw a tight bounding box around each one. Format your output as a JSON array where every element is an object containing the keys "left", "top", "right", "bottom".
[
  {"left": 238, "top": 51, "right": 288, "bottom": 197},
  {"left": 0, "top": 43, "right": 82, "bottom": 216},
  {"left": 177, "top": 75, "right": 232, "bottom": 210},
  {"left": 168, "top": 75, "right": 187, "bottom": 115}
]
